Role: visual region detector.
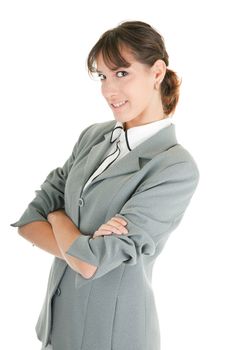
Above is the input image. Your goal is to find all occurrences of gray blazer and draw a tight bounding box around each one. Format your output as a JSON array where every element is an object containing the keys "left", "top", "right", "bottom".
[{"left": 10, "top": 120, "right": 200, "bottom": 350}]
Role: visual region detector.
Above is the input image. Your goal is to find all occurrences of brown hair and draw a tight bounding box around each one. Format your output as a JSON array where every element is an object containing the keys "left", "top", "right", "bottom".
[{"left": 86, "top": 20, "right": 182, "bottom": 117}]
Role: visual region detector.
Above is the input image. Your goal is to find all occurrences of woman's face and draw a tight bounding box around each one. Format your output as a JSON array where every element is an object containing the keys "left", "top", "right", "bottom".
[{"left": 95, "top": 48, "right": 166, "bottom": 129}]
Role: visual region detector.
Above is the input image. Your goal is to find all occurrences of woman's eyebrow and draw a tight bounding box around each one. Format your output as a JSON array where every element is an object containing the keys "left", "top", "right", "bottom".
[{"left": 96, "top": 67, "right": 124, "bottom": 73}]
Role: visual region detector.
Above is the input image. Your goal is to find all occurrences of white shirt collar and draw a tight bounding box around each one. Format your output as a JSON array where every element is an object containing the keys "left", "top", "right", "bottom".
[{"left": 110, "top": 116, "right": 173, "bottom": 151}]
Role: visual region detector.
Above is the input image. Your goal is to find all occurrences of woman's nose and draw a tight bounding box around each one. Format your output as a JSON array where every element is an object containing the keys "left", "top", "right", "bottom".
[{"left": 101, "top": 81, "right": 119, "bottom": 98}]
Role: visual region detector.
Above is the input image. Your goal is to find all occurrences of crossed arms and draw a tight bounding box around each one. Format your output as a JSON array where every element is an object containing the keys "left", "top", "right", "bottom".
[{"left": 10, "top": 124, "right": 200, "bottom": 282}]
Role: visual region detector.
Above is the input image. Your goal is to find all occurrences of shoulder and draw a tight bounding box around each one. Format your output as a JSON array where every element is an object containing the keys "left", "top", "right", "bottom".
[
  {"left": 164, "top": 143, "right": 199, "bottom": 181},
  {"left": 140, "top": 143, "right": 200, "bottom": 192},
  {"left": 164, "top": 143, "right": 199, "bottom": 176}
]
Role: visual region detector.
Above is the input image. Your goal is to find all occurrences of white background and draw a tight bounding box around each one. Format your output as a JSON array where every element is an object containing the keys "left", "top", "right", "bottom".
[{"left": 1, "top": 0, "right": 233, "bottom": 349}]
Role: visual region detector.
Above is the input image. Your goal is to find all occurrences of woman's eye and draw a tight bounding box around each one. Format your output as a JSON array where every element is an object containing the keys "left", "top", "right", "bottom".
[
  {"left": 97, "top": 73, "right": 105, "bottom": 80},
  {"left": 116, "top": 71, "right": 128, "bottom": 78},
  {"left": 97, "top": 71, "right": 128, "bottom": 81}
]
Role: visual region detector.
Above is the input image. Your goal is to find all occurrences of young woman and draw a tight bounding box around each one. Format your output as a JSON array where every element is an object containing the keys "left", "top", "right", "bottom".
[{"left": 11, "top": 20, "right": 200, "bottom": 350}]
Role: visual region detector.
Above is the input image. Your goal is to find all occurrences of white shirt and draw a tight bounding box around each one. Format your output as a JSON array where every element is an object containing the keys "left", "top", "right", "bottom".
[{"left": 83, "top": 116, "right": 173, "bottom": 191}]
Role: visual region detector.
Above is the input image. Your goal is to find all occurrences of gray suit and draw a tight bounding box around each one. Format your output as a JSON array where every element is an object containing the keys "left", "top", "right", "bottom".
[{"left": 10, "top": 120, "right": 199, "bottom": 350}]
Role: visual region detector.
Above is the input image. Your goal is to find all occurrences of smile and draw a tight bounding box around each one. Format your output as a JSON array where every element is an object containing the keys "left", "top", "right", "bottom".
[{"left": 111, "top": 100, "right": 128, "bottom": 108}]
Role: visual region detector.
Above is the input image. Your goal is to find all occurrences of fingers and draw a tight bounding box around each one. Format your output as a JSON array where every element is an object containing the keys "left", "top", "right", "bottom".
[
  {"left": 102, "top": 217, "right": 128, "bottom": 234},
  {"left": 111, "top": 216, "right": 128, "bottom": 226},
  {"left": 93, "top": 216, "right": 128, "bottom": 239},
  {"left": 109, "top": 217, "right": 128, "bottom": 232},
  {"left": 92, "top": 229, "right": 112, "bottom": 239},
  {"left": 104, "top": 224, "right": 128, "bottom": 235}
]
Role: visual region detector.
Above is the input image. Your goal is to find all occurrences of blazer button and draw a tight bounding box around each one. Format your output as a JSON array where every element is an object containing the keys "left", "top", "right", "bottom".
[
  {"left": 55, "top": 287, "right": 61, "bottom": 296},
  {"left": 78, "top": 197, "right": 84, "bottom": 207}
]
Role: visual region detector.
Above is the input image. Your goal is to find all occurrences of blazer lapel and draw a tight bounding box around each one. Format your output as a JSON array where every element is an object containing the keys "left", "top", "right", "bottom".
[{"left": 82, "top": 122, "right": 178, "bottom": 190}]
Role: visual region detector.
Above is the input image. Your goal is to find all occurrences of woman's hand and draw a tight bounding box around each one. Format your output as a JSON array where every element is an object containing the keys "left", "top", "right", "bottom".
[{"left": 93, "top": 216, "right": 128, "bottom": 239}]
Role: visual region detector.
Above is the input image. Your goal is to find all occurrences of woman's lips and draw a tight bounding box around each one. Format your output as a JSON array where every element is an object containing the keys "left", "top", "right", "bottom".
[{"left": 111, "top": 100, "right": 128, "bottom": 109}]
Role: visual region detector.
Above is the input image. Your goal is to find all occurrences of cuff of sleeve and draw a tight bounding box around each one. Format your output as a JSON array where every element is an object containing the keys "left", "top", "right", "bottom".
[
  {"left": 65, "top": 234, "right": 100, "bottom": 267},
  {"left": 10, "top": 206, "right": 48, "bottom": 227}
]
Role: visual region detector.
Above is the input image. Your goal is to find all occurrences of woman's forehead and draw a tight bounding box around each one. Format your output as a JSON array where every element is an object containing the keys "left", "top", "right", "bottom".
[{"left": 96, "top": 49, "right": 137, "bottom": 72}]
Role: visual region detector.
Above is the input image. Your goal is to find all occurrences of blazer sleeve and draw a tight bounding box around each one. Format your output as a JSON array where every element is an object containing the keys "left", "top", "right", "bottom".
[
  {"left": 10, "top": 123, "right": 94, "bottom": 228},
  {"left": 65, "top": 160, "right": 200, "bottom": 280}
]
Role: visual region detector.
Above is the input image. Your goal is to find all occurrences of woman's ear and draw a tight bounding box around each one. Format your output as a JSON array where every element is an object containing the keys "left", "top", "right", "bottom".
[{"left": 151, "top": 59, "right": 167, "bottom": 82}]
